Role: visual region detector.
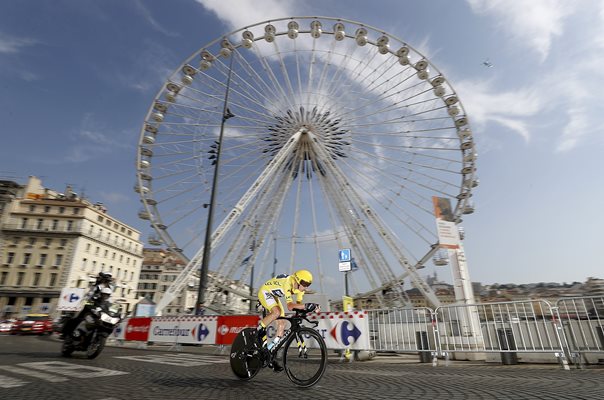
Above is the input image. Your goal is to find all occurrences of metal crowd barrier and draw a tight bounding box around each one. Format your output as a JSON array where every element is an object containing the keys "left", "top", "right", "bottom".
[
  {"left": 555, "top": 296, "right": 604, "bottom": 367},
  {"left": 365, "top": 299, "right": 592, "bottom": 369},
  {"left": 435, "top": 300, "right": 569, "bottom": 369},
  {"left": 366, "top": 307, "right": 439, "bottom": 365}
]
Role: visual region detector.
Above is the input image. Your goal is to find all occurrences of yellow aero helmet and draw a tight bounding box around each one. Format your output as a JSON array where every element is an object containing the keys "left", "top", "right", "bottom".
[{"left": 294, "top": 269, "right": 313, "bottom": 287}]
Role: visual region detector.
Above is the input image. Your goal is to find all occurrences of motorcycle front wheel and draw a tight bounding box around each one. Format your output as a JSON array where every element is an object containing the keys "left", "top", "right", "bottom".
[{"left": 86, "top": 335, "right": 107, "bottom": 359}]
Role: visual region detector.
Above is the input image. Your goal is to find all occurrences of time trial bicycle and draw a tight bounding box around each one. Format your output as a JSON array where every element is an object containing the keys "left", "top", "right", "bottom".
[{"left": 230, "top": 309, "right": 327, "bottom": 388}]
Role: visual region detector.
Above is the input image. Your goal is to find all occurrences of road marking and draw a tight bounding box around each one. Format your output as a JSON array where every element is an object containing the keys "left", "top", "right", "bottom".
[
  {"left": 18, "top": 361, "right": 128, "bottom": 378},
  {"left": 0, "top": 365, "right": 68, "bottom": 382},
  {"left": 114, "top": 353, "right": 228, "bottom": 366},
  {"left": 0, "top": 374, "right": 28, "bottom": 388}
]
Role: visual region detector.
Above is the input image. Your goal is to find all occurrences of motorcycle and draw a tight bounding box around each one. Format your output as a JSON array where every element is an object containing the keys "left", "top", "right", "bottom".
[{"left": 61, "top": 301, "right": 122, "bottom": 359}]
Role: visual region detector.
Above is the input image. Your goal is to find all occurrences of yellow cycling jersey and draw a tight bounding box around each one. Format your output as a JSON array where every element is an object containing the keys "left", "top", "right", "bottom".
[{"left": 259, "top": 275, "right": 304, "bottom": 304}]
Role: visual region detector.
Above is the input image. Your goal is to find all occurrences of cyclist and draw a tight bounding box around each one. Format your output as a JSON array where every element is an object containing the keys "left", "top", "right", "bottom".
[{"left": 256, "top": 269, "right": 320, "bottom": 371}]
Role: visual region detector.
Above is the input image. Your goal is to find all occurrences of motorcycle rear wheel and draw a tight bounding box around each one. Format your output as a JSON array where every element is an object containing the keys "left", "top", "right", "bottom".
[{"left": 61, "top": 337, "right": 75, "bottom": 357}]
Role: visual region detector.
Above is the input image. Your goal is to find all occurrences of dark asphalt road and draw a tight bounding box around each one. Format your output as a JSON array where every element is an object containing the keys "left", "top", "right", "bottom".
[{"left": 0, "top": 334, "right": 602, "bottom": 399}]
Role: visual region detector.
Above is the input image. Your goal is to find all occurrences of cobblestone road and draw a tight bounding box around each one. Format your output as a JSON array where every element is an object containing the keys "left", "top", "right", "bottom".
[{"left": 0, "top": 335, "right": 602, "bottom": 399}]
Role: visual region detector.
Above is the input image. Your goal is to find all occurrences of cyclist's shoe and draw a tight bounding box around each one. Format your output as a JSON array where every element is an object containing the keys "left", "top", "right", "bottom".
[
  {"left": 255, "top": 327, "right": 267, "bottom": 347},
  {"left": 272, "top": 359, "right": 284, "bottom": 373}
]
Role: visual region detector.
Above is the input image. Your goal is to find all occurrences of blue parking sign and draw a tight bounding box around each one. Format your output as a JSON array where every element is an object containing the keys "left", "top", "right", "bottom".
[{"left": 339, "top": 248, "right": 351, "bottom": 262}]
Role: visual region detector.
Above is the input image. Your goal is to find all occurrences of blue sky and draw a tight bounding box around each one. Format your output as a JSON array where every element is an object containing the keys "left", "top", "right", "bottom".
[{"left": 1, "top": 0, "right": 603, "bottom": 292}]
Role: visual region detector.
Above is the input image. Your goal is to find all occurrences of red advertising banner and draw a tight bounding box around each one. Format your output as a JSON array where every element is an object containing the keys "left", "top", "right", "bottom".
[
  {"left": 215, "top": 315, "right": 259, "bottom": 345},
  {"left": 125, "top": 317, "right": 151, "bottom": 341}
]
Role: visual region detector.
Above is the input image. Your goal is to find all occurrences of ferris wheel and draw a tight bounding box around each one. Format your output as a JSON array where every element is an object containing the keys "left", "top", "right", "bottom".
[{"left": 135, "top": 16, "right": 478, "bottom": 314}]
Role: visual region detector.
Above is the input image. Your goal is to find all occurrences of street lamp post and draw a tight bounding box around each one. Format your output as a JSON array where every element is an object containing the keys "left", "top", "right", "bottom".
[{"left": 195, "top": 55, "right": 235, "bottom": 315}]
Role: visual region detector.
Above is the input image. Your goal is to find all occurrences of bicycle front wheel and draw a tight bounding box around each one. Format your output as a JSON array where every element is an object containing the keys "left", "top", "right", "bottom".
[
  {"left": 282, "top": 327, "right": 327, "bottom": 388},
  {"left": 230, "top": 328, "right": 262, "bottom": 380}
]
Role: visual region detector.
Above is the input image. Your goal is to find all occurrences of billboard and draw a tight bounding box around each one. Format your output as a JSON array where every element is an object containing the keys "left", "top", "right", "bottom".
[{"left": 432, "top": 196, "right": 460, "bottom": 249}]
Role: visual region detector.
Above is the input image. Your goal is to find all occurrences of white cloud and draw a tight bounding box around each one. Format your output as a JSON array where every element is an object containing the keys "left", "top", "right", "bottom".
[
  {"left": 60, "top": 114, "right": 133, "bottom": 163},
  {"left": 99, "top": 191, "right": 131, "bottom": 204},
  {"left": 466, "top": 0, "right": 574, "bottom": 61},
  {"left": 456, "top": 79, "right": 542, "bottom": 142},
  {"left": 195, "top": 0, "right": 297, "bottom": 29},
  {"left": 0, "top": 32, "right": 37, "bottom": 54},
  {"left": 134, "top": 0, "right": 179, "bottom": 38},
  {"left": 556, "top": 108, "right": 590, "bottom": 153}
]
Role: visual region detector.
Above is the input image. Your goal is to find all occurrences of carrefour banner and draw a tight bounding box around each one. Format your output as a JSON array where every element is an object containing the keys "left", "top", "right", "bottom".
[
  {"left": 309, "top": 311, "right": 370, "bottom": 350},
  {"left": 148, "top": 316, "right": 218, "bottom": 345},
  {"left": 57, "top": 288, "right": 86, "bottom": 311},
  {"left": 112, "top": 320, "right": 126, "bottom": 340}
]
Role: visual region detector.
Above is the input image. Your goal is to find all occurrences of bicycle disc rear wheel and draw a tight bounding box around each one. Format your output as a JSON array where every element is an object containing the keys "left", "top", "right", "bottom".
[
  {"left": 230, "top": 328, "right": 262, "bottom": 380},
  {"left": 282, "top": 327, "right": 327, "bottom": 388}
]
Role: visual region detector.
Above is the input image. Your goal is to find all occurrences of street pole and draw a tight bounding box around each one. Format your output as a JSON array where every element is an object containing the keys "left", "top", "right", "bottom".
[{"left": 195, "top": 55, "right": 235, "bottom": 315}]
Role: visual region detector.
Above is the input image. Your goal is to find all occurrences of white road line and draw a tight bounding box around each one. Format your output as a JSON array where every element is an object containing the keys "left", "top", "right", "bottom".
[
  {"left": 114, "top": 354, "right": 228, "bottom": 366},
  {"left": 0, "top": 374, "right": 28, "bottom": 388},
  {"left": 0, "top": 365, "right": 68, "bottom": 382},
  {"left": 18, "top": 362, "right": 129, "bottom": 378}
]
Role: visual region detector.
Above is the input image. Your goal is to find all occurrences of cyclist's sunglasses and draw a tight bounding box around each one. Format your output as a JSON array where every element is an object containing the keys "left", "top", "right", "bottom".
[{"left": 299, "top": 280, "right": 312, "bottom": 287}]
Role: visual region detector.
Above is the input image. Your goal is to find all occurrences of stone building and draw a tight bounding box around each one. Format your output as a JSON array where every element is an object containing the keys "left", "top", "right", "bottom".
[{"left": 0, "top": 176, "right": 143, "bottom": 317}]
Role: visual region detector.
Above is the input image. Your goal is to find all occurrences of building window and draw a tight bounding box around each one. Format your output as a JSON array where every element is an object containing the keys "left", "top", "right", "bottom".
[
  {"left": 60, "top": 239, "right": 67, "bottom": 247},
  {"left": 45, "top": 238, "right": 52, "bottom": 246},
  {"left": 82, "top": 258, "right": 87, "bottom": 269},
  {"left": 37, "top": 219, "right": 44, "bottom": 229},
  {"left": 28, "top": 237, "right": 36, "bottom": 246},
  {"left": 29, "top": 205, "right": 36, "bottom": 212},
  {"left": 21, "top": 218, "right": 28, "bottom": 229},
  {"left": 17, "top": 272, "right": 25, "bottom": 285},
  {"left": 33, "top": 273, "right": 41, "bottom": 286},
  {"left": 49, "top": 273, "right": 57, "bottom": 286},
  {"left": 89, "top": 225, "right": 94, "bottom": 234},
  {"left": 95, "top": 247, "right": 100, "bottom": 255},
  {"left": 7, "top": 252, "right": 15, "bottom": 264},
  {"left": 52, "top": 220, "right": 58, "bottom": 230},
  {"left": 97, "top": 216, "right": 104, "bottom": 222},
  {"left": 23, "top": 253, "right": 32, "bottom": 265},
  {"left": 92, "top": 260, "right": 97, "bottom": 271},
  {"left": 39, "top": 254, "right": 47, "bottom": 265},
  {"left": 59, "top": 206, "right": 65, "bottom": 214},
  {"left": 54, "top": 254, "right": 63, "bottom": 266},
  {"left": 104, "top": 249, "right": 108, "bottom": 258},
  {"left": 44, "top": 206, "right": 50, "bottom": 213},
  {"left": 0, "top": 271, "right": 7, "bottom": 285},
  {"left": 67, "top": 220, "right": 73, "bottom": 231}
]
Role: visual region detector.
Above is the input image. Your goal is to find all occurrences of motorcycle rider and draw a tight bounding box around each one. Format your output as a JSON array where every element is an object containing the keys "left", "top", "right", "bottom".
[{"left": 61, "top": 272, "right": 114, "bottom": 338}]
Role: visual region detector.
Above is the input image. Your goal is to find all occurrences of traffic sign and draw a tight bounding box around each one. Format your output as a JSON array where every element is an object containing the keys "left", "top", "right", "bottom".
[
  {"left": 339, "top": 249, "right": 351, "bottom": 262},
  {"left": 339, "top": 261, "right": 351, "bottom": 272}
]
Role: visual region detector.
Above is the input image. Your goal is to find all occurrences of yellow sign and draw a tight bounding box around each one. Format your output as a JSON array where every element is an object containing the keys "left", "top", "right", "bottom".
[{"left": 342, "top": 295, "right": 354, "bottom": 312}]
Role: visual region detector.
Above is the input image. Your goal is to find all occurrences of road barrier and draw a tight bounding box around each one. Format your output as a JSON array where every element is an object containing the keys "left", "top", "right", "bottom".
[
  {"left": 366, "top": 307, "right": 438, "bottom": 365},
  {"left": 555, "top": 296, "right": 604, "bottom": 367},
  {"left": 435, "top": 300, "right": 569, "bottom": 369},
  {"left": 110, "top": 297, "right": 604, "bottom": 369}
]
